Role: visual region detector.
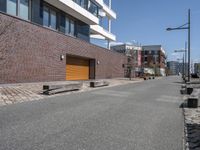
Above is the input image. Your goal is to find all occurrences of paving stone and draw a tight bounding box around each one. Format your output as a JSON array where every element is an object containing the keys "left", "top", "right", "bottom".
[
  {"left": 184, "top": 107, "right": 200, "bottom": 150},
  {"left": 0, "top": 79, "right": 143, "bottom": 107}
]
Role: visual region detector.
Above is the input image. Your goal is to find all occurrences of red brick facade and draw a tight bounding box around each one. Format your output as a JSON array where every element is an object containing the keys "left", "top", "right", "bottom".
[
  {"left": 0, "top": 13, "right": 127, "bottom": 84},
  {"left": 141, "top": 50, "right": 166, "bottom": 69}
]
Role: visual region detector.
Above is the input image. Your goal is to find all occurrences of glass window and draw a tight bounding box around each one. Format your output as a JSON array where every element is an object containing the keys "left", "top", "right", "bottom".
[
  {"left": 43, "top": 5, "right": 57, "bottom": 30},
  {"left": 65, "top": 17, "right": 70, "bottom": 34},
  {"left": 43, "top": 6, "right": 49, "bottom": 27},
  {"left": 59, "top": 14, "right": 65, "bottom": 33},
  {"left": 70, "top": 20, "right": 75, "bottom": 36},
  {"left": 7, "top": 0, "right": 17, "bottom": 16},
  {"left": 75, "top": 0, "right": 81, "bottom": 5},
  {"left": 50, "top": 9, "right": 56, "bottom": 29},
  {"left": 0, "top": 0, "right": 7, "bottom": 12},
  {"left": 19, "top": 0, "right": 29, "bottom": 20},
  {"left": 76, "top": 21, "right": 89, "bottom": 41},
  {"left": 88, "top": 1, "right": 98, "bottom": 16}
]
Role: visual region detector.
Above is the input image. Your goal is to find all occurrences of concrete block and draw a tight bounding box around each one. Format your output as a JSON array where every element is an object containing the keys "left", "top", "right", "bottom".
[
  {"left": 187, "top": 97, "right": 198, "bottom": 108},
  {"left": 43, "top": 83, "right": 82, "bottom": 95},
  {"left": 90, "top": 81, "right": 109, "bottom": 88}
]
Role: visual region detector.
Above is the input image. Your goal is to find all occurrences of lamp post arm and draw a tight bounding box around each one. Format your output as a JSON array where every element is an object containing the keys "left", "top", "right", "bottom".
[{"left": 168, "top": 27, "right": 189, "bottom": 31}]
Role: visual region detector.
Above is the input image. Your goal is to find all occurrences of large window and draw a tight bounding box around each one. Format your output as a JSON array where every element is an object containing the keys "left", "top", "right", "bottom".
[
  {"left": 43, "top": 5, "right": 57, "bottom": 30},
  {"left": 6, "top": 0, "right": 30, "bottom": 20},
  {"left": 59, "top": 15, "right": 75, "bottom": 36},
  {"left": 65, "top": 17, "right": 70, "bottom": 34},
  {"left": 50, "top": 9, "right": 56, "bottom": 29},
  {"left": 0, "top": 0, "right": 6, "bottom": 12},
  {"left": 73, "top": 0, "right": 88, "bottom": 9},
  {"left": 70, "top": 20, "right": 75, "bottom": 36},
  {"left": 43, "top": 6, "right": 49, "bottom": 27},
  {"left": 88, "top": 0, "right": 98, "bottom": 17},
  {"left": 7, "top": 0, "right": 17, "bottom": 16},
  {"left": 59, "top": 14, "right": 65, "bottom": 33},
  {"left": 19, "top": 0, "right": 29, "bottom": 20}
]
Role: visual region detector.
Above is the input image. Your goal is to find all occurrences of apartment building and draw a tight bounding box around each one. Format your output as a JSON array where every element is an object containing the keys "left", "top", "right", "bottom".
[
  {"left": 167, "top": 61, "right": 179, "bottom": 75},
  {"left": 0, "top": 0, "right": 127, "bottom": 83},
  {"left": 142, "top": 45, "right": 166, "bottom": 76},
  {"left": 111, "top": 44, "right": 142, "bottom": 77}
]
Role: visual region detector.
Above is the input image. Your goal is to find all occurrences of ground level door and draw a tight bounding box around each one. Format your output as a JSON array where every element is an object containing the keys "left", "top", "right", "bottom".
[{"left": 66, "top": 56, "right": 89, "bottom": 80}]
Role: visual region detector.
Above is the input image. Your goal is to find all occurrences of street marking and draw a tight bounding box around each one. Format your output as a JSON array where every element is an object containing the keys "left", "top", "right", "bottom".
[
  {"left": 92, "top": 90, "right": 132, "bottom": 98},
  {"left": 155, "top": 95, "right": 181, "bottom": 103}
]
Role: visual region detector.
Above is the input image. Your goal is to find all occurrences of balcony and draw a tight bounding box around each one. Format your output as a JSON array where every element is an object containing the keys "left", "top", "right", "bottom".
[
  {"left": 94, "top": 0, "right": 116, "bottom": 19},
  {"left": 45, "top": 0, "right": 99, "bottom": 25},
  {"left": 90, "top": 25, "right": 116, "bottom": 41}
]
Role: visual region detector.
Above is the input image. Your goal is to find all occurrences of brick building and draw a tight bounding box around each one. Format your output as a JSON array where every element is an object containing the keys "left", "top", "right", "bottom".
[
  {"left": 111, "top": 44, "right": 142, "bottom": 77},
  {"left": 0, "top": 0, "right": 127, "bottom": 83},
  {"left": 142, "top": 45, "right": 166, "bottom": 76}
]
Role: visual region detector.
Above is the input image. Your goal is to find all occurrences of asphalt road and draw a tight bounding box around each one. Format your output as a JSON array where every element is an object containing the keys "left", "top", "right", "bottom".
[{"left": 0, "top": 76, "right": 183, "bottom": 150}]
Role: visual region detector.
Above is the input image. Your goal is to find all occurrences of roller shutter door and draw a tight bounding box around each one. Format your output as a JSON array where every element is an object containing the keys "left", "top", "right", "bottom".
[{"left": 66, "top": 57, "right": 89, "bottom": 80}]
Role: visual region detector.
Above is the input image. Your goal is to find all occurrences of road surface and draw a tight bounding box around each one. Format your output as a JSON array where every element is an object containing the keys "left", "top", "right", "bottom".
[{"left": 0, "top": 76, "right": 183, "bottom": 150}]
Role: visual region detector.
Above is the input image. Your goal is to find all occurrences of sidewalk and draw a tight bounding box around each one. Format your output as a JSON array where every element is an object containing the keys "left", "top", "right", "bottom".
[
  {"left": 0, "top": 78, "right": 143, "bottom": 106},
  {"left": 184, "top": 107, "right": 200, "bottom": 150},
  {"left": 182, "top": 79, "right": 200, "bottom": 150}
]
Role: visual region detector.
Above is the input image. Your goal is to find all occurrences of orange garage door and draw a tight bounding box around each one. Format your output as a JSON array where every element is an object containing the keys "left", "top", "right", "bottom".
[{"left": 66, "top": 57, "right": 89, "bottom": 80}]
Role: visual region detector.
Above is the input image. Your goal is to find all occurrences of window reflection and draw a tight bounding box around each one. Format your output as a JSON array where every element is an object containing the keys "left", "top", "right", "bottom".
[
  {"left": 19, "top": 0, "right": 29, "bottom": 20},
  {"left": 7, "top": 0, "right": 17, "bottom": 16},
  {"left": 50, "top": 10, "right": 56, "bottom": 29}
]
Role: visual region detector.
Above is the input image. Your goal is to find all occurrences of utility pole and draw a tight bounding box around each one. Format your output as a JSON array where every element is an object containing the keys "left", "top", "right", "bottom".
[
  {"left": 166, "top": 9, "right": 191, "bottom": 82},
  {"left": 188, "top": 9, "right": 191, "bottom": 82}
]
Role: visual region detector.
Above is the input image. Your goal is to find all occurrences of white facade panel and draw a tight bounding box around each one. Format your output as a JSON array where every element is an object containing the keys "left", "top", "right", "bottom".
[
  {"left": 95, "top": 0, "right": 116, "bottom": 19},
  {"left": 45, "top": 0, "right": 99, "bottom": 25},
  {"left": 90, "top": 25, "right": 116, "bottom": 41}
]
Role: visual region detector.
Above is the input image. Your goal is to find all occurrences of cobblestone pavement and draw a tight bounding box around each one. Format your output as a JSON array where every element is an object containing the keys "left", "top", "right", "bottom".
[
  {"left": 184, "top": 107, "right": 200, "bottom": 150},
  {"left": 0, "top": 78, "right": 143, "bottom": 106},
  {"left": 183, "top": 79, "right": 200, "bottom": 150},
  {"left": 0, "top": 84, "right": 45, "bottom": 105}
]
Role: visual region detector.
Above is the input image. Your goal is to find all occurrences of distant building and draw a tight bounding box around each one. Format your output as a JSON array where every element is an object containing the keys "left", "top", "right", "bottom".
[
  {"left": 142, "top": 45, "right": 166, "bottom": 76},
  {"left": 167, "top": 61, "right": 179, "bottom": 75},
  {"left": 111, "top": 44, "right": 142, "bottom": 77},
  {"left": 194, "top": 63, "right": 200, "bottom": 74},
  {"left": 179, "top": 63, "right": 189, "bottom": 76}
]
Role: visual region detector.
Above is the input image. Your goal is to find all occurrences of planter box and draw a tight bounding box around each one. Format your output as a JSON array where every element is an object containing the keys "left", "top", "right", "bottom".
[
  {"left": 90, "top": 81, "right": 109, "bottom": 88},
  {"left": 43, "top": 83, "right": 82, "bottom": 95}
]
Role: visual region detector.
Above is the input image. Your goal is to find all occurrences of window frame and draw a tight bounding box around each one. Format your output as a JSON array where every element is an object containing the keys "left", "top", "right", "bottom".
[{"left": 43, "top": 3, "right": 58, "bottom": 30}]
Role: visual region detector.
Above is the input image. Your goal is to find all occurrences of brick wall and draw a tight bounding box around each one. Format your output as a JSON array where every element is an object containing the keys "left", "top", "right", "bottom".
[
  {"left": 0, "top": 13, "right": 127, "bottom": 84},
  {"left": 141, "top": 50, "right": 166, "bottom": 69}
]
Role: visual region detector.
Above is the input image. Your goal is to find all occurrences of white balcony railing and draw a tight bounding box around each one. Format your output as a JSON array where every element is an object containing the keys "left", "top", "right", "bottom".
[{"left": 90, "top": 25, "right": 116, "bottom": 41}]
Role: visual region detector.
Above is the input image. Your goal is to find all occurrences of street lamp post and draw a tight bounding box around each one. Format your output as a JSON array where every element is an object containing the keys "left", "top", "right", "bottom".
[
  {"left": 174, "top": 49, "right": 187, "bottom": 82},
  {"left": 177, "top": 57, "right": 184, "bottom": 80},
  {"left": 166, "top": 9, "right": 191, "bottom": 82}
]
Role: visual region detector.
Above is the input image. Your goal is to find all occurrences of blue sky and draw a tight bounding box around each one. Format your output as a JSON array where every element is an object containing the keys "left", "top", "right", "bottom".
[{"left": 92, "top": 0, "right": 200, "bottom": 62}]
